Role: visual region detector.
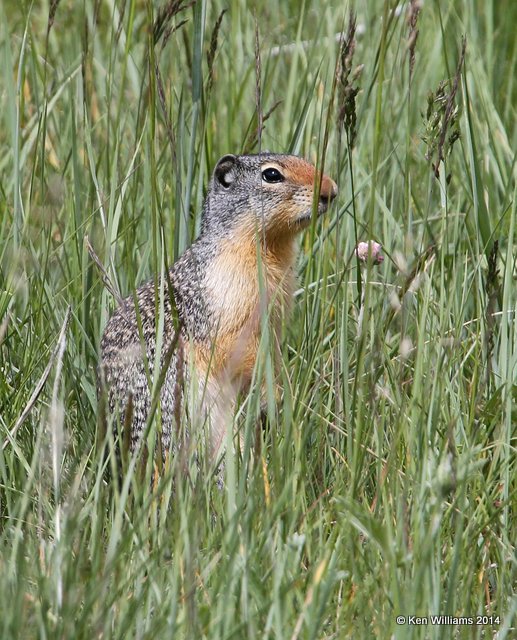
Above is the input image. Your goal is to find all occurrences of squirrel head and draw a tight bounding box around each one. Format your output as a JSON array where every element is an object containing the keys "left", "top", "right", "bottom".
[{"left": 200, "top": 153, "right": 338, "bottom": 242}]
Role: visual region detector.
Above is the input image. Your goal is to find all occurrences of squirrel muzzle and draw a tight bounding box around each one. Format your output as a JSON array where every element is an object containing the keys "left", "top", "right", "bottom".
[{"left": 319, "top": 174, "right": 338, "bottom": 211}]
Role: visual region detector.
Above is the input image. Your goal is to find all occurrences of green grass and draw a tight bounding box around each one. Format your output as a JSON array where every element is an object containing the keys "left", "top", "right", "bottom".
[{"left": 1, "top": 0, "right": 516, "bottom": 638}]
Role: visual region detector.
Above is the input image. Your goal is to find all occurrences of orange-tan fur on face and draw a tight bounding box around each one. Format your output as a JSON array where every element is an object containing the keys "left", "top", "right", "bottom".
[{"left": 251, "top": 157, "right": 338, "bottom": 241}]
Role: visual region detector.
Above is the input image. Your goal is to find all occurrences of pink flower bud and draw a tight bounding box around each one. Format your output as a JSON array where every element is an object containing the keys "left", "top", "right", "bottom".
[{"left": 355, "top": 241, "right": 384, "bottom": 265}]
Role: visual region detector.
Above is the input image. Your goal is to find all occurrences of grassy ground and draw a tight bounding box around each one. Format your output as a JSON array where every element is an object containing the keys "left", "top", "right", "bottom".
[{"left": 1, "top": 0, "right": 516, "bottom": 638}]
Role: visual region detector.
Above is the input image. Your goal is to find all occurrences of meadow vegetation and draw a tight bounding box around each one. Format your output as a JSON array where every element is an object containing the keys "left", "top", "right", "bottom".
[{"left": 0, "top": 0, "right": 516, "bottom": 637}]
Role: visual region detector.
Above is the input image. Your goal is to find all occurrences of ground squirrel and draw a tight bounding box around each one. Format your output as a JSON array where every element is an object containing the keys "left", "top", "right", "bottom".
[{"left": 99, "top": 152, "right": 337, "bottom": 460}]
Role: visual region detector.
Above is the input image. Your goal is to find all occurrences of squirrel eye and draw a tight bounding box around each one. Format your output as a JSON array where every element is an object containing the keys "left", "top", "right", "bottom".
[{"left": 262, "top": 167, "right": 284, "bottom": 183}]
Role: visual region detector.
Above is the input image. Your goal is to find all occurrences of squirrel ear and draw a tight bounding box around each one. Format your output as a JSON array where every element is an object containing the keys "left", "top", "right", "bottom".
[{"left": 214, "top": 154, "right": 237, "bottom": 188}]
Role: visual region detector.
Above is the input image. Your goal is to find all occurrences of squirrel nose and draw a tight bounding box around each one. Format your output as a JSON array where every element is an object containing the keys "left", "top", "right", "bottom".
[{"left": 319, "top": 175, "right": 338, "bottom": 204}]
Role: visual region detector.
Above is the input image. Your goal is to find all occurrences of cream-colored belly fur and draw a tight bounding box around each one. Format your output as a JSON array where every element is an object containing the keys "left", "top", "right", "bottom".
[{"left": 195, "top": 234, "right": 296, "bottom": 454}]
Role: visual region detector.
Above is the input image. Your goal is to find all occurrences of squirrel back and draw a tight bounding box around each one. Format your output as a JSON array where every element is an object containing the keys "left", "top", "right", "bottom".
[{"left": 99, "top": 152, "right": 337, "bottom": 458}]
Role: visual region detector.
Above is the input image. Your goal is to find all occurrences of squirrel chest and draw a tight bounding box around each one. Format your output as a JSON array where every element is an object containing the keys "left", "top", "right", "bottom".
[{"left": 199, "top": 235, "right": 297, "bottom": 386}]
